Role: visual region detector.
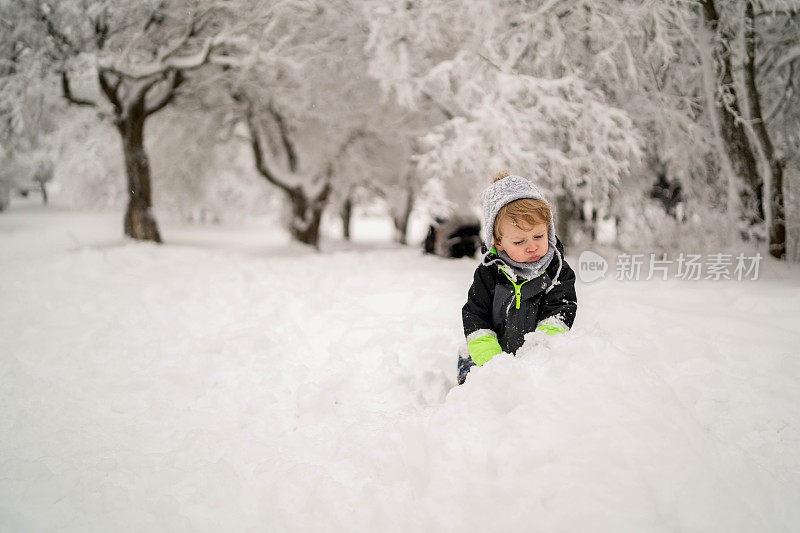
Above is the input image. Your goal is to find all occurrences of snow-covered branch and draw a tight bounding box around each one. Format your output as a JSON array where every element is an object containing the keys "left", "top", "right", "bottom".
[
  {"left": 266, "top": 102, "right": 299, "bottom": 174},
  {"left": 98, "top": 38, "right": 216, "bottom": 80},
  {"left": 145, "top": 70, "right": 184, "bottom": 117}
]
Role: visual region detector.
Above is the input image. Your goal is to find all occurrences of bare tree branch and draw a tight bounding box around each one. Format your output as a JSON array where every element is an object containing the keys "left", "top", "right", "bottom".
[
  {"left": 420, "top": 90, "right": 455, "bottom": 120},
  {"left": 744, "top": 1, "right": 775, "bottom": 161},
  {"left": 97, "top": 70, "right": 122, "bottom": 115},
  {"left": 754, "top": 9, "right": 800, "bottom": 19},
  {"left": 775, "top": 44, "right": 800, "bottom": 69},
  {"left": 37, "top": 3, "right": 78, "bottom": 56},
  {"left": 61, "top": 71, "right": 97, "bottom": 107},
  {"left": 322, "top": 129, "right": 367, "bottom": 185},
  {"left": 766, "top": 62, "right": 795, "bottom": 123},
  {"left": 145, "top": 70, "right": 184, "bottom": 117},
  {"left": 266, "top": 101, "right": 299, "bottom": 173},
  {"left": 92, "top": 8, "right": 109, "bottom": 49},
  {"left": 130, "top": 75, "right": 166, "bottom": 109},
  {"left": 235, "top": 92, "right": 295, "bottom": 194},
  {"left": 155, "top": 13, "right": 202, "bottom": 64},
  {"left": 143, "top": 1, "right": 167, "bottom": 33},
  {"left": 335, "top": 129, "right": 366, "bottom": 160}
]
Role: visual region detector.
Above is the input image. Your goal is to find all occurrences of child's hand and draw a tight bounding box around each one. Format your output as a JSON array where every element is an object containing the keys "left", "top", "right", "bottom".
[
  {"left": 519, "top": 318, "right": 569, "bottom": 354},
  {"left": 534, "top": 316, "right": 569, "bottom": 336},
  {"left": 468, "top": 333, "right": 502, "bottom": 366},
  {"left": 535, "top": 322, "right": 567, "bottom": 335}
]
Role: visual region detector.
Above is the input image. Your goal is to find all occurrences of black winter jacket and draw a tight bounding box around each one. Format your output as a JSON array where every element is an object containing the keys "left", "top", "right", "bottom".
[{"left": 462, "top": 238, "right": 578, "bottom": 354}]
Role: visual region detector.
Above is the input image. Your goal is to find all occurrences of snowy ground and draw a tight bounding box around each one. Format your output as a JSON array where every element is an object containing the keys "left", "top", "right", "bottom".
[{"left": 2, "top": 201, "right": 800, "bottom": 532}]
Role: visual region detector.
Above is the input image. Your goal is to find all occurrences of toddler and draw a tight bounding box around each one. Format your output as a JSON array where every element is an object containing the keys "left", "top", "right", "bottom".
[{"left": 459, "top": 172, "right": 578, "bottom": 384}]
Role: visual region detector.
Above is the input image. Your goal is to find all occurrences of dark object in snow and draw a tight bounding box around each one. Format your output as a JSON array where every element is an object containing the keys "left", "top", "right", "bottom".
[
  {"left": 650, "top": 173, "right": 684, "bottom": 220},
  {"left": 424, "top": 216, "right": 482, "bottom": 258},
  {"left": 456, "top": 346, "right": 474, "bottom": 386}
]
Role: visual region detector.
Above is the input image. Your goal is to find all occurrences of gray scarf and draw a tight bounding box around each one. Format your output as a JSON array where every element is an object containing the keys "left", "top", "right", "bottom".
[{"left": 494, "top": 246, "right": 556, "bottom": 281}]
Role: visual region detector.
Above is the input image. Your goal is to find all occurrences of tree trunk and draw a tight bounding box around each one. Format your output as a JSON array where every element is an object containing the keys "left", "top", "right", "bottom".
[
  {"left": 769, "top": 160, "right": 786, "bottom": 258},
  {"left": 787, "top": 164, "right": 800, "bottom": 263},
  {"left": 700, "top": 0, "right": 764, "bottom": 224},
  {"left": 287, "top": 186, "right": 328, "bottom": 249},
  {"left": 117, "top": 100, "right": 162, "bottom": 243},
  {"left": 291, "top": 213, "right": 323, "bottom": 247},
  {"left": 290, "top": 204, "right": 324, "bottom": 248},
  {"left": 341, "top": 196, "right": 353, "bottom": 241},
  {"left": 392, "top": 186, "right": 414, "bottom": 245},
  {"left": 555, "top": 193, "right": 574, "bottom": 247},
  {"left": 744, "top": 1, "right": 785, "bottom": 258},
  {"left": 0, "top": 180, "right": 9, "bottom": 211}
]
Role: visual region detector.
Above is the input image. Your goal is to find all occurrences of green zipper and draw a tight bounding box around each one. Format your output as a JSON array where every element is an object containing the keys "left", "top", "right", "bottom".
[{"left": 499, "top": 266, "right": 532, "bottom": 309}]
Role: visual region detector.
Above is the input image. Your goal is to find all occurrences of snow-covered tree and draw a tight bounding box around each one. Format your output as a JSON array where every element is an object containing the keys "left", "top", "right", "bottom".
[
  {"left": 236, "top": 94, "right": 365, "bottom": 248},
  {"left": 0, "top": 11, "right": 64, "bottom": 210},
  {"left": 365, "top": 0, "right": 799, "bottom": 257},
  {"left": 740, "top": 1, "right": 799, "bottom": 259},
  {"left": 364, "top": 0, "right": 644, "bottom": 243},
  {"left": 0, "top": 0, "right": 244, "bottom": 241},
  {"left": 217, "top": 0, "right": 423, "bottom": 248},
  {"left": 689, "top": 0, "right": 799, "bottom": 259},
  {"left": 331, "top": 131, "right": 411, "bottom": 242},
  {"left": 330, "top": 100, "right": 438, "bottom": 245},
  {"left": 624, "top": 0, "right": 798, "bottom": 258}
]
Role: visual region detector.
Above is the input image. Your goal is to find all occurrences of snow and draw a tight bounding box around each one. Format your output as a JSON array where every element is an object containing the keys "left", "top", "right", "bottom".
[{"left": 2, "top": 202, "right": 800, "bottom": 532}]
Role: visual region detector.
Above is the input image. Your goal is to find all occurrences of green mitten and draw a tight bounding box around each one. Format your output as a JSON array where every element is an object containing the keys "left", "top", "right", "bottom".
[
  {"left": 468, "top": 334, "right": 502, "bottom": 366},
  {"left": 535, "top": 322, "right": 567, "bottom": 336}
]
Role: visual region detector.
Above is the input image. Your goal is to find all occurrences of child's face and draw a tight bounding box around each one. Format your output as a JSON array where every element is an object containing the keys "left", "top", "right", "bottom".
[{"left": 495, "top": 219, "right": 549, "bottom": 263}]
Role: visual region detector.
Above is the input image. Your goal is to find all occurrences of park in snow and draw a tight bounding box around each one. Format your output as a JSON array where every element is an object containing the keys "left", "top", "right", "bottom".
[{"left": 1, "top": 201, "right": 799, "bottom": 532}]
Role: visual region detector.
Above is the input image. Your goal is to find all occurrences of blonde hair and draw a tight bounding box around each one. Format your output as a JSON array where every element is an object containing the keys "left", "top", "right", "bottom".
[{"left": 491, "top": 171, "right": 551, "bottom": 243}]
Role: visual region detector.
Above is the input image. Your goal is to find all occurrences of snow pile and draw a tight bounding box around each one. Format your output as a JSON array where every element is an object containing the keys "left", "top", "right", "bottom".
[
  {"left": 443, "top": 331, "right": 795, "bottom": 531},
  {"left": 1, "top": 204, "right": 799, "bottom": 532}
]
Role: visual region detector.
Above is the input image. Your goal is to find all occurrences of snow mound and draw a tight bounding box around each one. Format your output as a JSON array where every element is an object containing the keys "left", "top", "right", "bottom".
[
  {"left": 439, "top": 330, "right": 794, "bottom": 531},
  {"left": 2, "top": 206, "right": 799, "bottom": 532}
]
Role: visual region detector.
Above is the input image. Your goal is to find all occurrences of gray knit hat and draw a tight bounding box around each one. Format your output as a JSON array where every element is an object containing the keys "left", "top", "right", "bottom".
[{"left": 481, "top": 175, "right": 557, "bottom": 252}]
